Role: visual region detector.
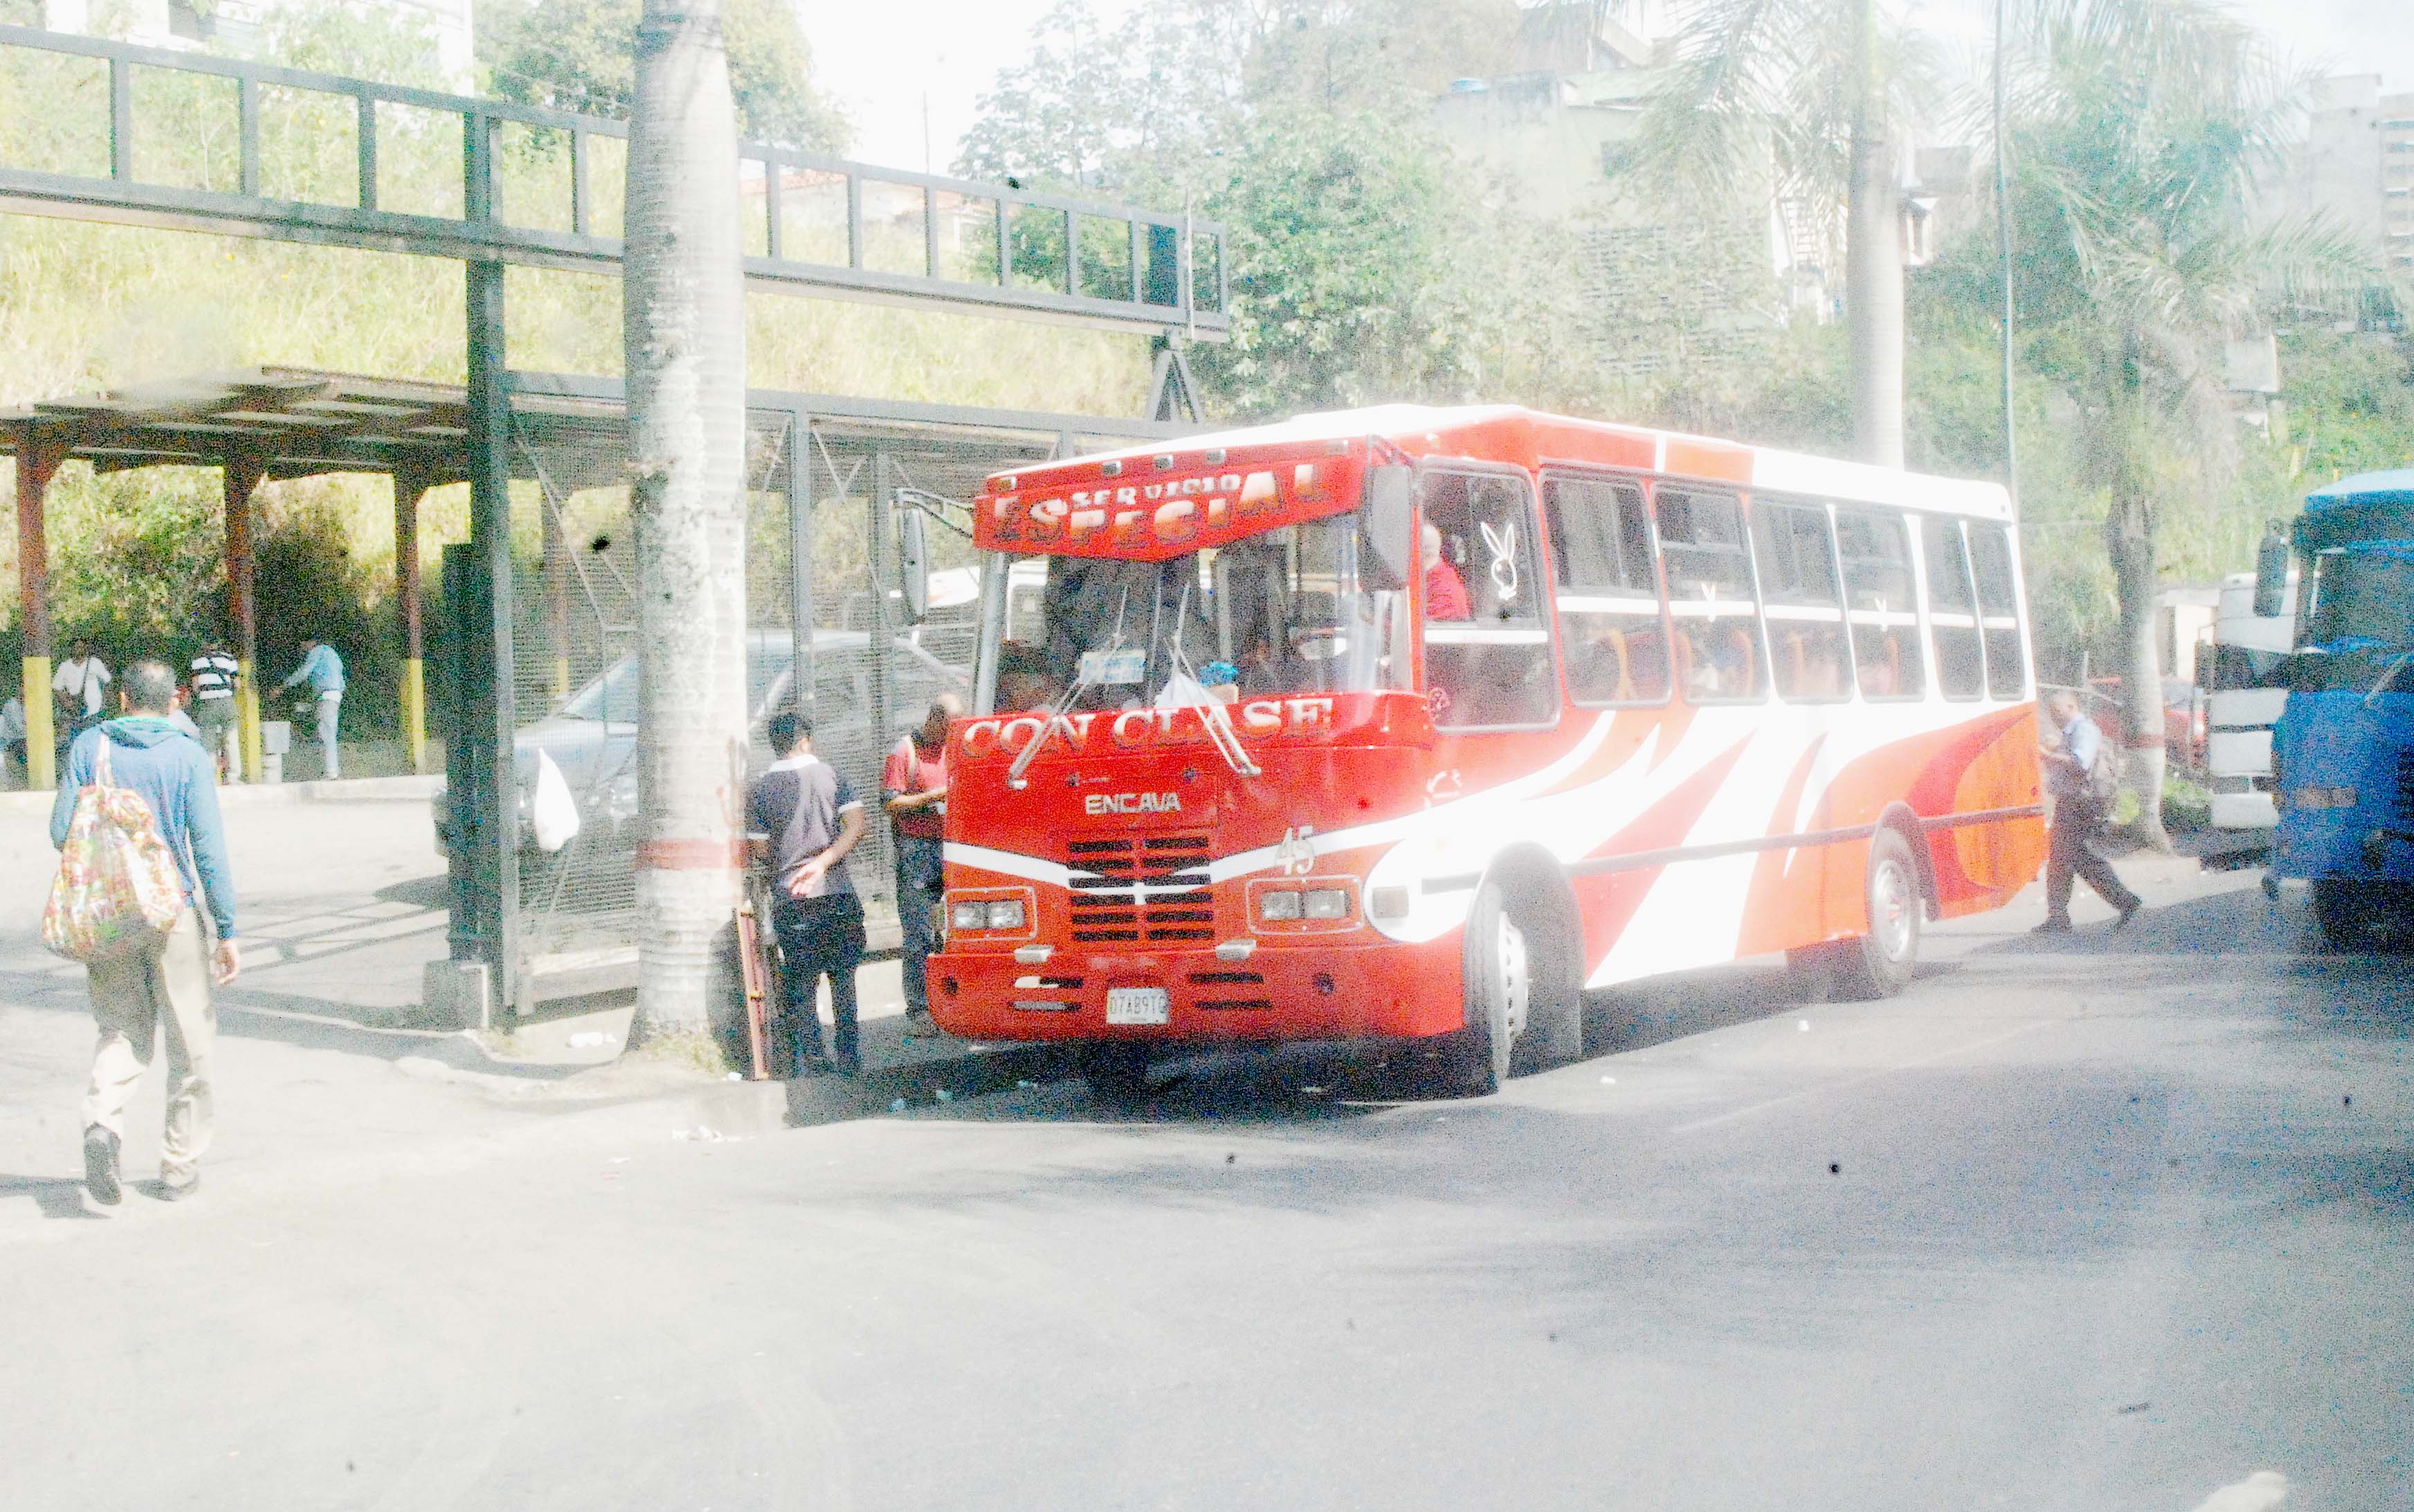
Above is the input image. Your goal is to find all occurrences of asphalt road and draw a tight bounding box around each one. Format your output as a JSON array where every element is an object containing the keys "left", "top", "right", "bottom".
[{"left": 1, "top": 871, "right": 2408, "bottom": 1511}]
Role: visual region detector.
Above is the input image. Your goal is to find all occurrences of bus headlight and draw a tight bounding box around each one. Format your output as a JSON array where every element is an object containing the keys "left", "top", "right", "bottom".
[
  {"left": 1258, "top": 889, "right": 1303, "bottom": 922},
  {"left": 2292, "top": 785, "right": 2358, "bottom": 810},
  {"left": 951, "top": 899, "right": 1027, "bottom": 931},
  {"left": 1302, "top": 888, "right": 1351, "bottom": 920}
]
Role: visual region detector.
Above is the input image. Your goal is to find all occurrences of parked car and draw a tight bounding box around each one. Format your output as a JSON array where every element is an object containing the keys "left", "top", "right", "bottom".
[
  {"left": 2087, "top": 675, "right": 2204, "bottom": 774},
  {"left": 433, "top": 628, "right": 970, "bottom": 858}
]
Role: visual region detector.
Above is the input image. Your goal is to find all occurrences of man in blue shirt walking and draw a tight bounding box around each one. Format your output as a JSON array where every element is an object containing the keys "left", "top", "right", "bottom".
[
  {"left": 280, "top": 637, "right": 345, "bottom": 779},
  {"left": 51, "top": 659, "right": 241, "bottom": 1206},
  {"left": 2035, "top": 687, "right": 2143, "bottom": 933}
]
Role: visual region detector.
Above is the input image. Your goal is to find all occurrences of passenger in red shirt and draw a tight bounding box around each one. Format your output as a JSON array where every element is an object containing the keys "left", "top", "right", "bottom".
[
  {"left": 882, "top": 691, "right": 963, "bottom": 1027},
  {"left": 1422, "top": 521, "right": 1471, "bottom": 620}
]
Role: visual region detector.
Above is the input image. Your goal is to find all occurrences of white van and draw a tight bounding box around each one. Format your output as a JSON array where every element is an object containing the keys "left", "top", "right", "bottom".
[{"left": 2200, "top": 569, "right": 2297, "bottom": 832}]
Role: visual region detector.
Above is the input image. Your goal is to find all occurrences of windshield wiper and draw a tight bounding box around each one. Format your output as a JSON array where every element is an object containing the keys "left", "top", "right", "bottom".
[
  {"left": 2366, "top": 650, "right": 2414, "bottom": 709},
  {"left": 1161, "top": 575, "right": 1260, "bottom": 781}
]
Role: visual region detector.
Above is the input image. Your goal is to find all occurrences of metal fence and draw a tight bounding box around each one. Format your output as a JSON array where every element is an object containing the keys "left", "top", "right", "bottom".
[
  {"left": 478, "top": 388, "right": 1174, "bottom": 1003},
  {"left": 0, "top": 22, "right": 1231, "bottom": 337}
]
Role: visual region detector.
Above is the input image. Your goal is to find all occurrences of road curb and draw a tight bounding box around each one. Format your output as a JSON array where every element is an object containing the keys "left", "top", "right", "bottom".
[
  {"left": 0, "top": 774, "right": 441, "bottom": 814},
  {"left": 658, "top": 1043, "right": 1073, "bottom": 1136}
]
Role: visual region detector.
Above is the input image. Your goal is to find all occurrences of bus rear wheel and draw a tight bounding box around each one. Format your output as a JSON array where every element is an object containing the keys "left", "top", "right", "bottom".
[
  {"left": 2311, "top": 880, "right": 2414, "bottom": 952},
  {"left": 1827, "top": 828, "right": 1923, "bottom": 1001}
]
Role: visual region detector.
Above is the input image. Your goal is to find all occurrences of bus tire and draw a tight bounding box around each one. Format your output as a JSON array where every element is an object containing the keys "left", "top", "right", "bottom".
[
  {"left": 1829, "top": 828, "right": 1922, "bottom": 1001},
  {"left": 1438, "top": 869, "right": 1535, "bottom": 1096},
  {"left": 2312, "top": 880, "right": 2414, "bottom": 952},
  {"left": 1079, "top": 1043, "right": 1153, "bottom": 1106}
]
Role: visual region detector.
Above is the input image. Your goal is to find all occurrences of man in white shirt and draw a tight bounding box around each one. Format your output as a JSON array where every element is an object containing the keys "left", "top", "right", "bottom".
[{"left": 52, "top": 639, "right": 111, "bottom": 735}]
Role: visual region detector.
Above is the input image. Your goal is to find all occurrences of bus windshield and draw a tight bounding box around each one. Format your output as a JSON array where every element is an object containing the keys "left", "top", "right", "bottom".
[
  {"left": 2293, "top": 548, "right": 2414, "bottom": 692},
  {"left": 2303, "top": 549, "right": 2414, "bottom": 650},
  {"left": 989, "top": 510, "right": 1413, "bottom": 712}
]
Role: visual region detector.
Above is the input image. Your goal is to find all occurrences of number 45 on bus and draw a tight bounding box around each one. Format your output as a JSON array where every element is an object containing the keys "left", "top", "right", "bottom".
[{"left": 928, "top": 405, "right": 2047, "bottom": 1101}]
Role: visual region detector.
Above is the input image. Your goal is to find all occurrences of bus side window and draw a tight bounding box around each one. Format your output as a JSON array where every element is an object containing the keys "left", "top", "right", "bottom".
[
  {"left": 1923, "top": 518, "right": 1986, "bottom": 700},
  {"left": 1834, "top": 507, "right": 1923, "bottom": 701},
  {"left": 1655, "top": 486, "right": 1766, "bottom": 704},
  {"left": 1422, "top": 470, "right": 1557, "bottom": 729},
  {"left": 1749, "top": 497, "right": 1851, "bottom": 702},
  {"left": 1544, "top": 473, "right": 1669, "bottom": 706},
  {"left": 1966, "top": 521, "right": 2028, "bottom": 699}
]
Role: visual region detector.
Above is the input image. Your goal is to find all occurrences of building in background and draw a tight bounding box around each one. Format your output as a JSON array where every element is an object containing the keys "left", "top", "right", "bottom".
[
  {"left": 1430, "top": 0, "right": 1837, "bottom": 382},
  {"left": 2272, "top": 75, "right": 2414, "bottom": 284}
]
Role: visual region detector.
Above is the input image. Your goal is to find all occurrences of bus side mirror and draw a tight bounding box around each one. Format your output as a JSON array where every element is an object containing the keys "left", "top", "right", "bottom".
[
  {"left": 898, "top": 504, "right": 930, "bottom": 623},
  {"left": 1363, "top": 465, "right": 1414, "bottom": 591},
  {"left": 2252, "top": 520, "right": 2288, "bottom": 619}
]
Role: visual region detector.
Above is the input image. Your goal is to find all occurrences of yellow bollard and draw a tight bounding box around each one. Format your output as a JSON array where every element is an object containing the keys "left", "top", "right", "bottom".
[
  {"left": 21, "top": 656, "right": 53, "bottom": 791},
  {"left": 237, "top": 664, "right": 262, "bottom": 784},
  {"left": 401, "top": 655, "right": 428, "bottom": 774}
]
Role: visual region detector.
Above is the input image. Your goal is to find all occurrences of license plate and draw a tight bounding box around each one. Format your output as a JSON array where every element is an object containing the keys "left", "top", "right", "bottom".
[{"left": 1105, "top": 986, "right": 1170, "bottom": 1026}]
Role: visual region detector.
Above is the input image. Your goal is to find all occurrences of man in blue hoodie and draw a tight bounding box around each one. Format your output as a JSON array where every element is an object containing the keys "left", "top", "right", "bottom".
[
  {"left": 279, "top": 636, "right": 345, "bottom": 779},
  {"left": 51, "top": 659, "right": 241, "bottom": 1208}
]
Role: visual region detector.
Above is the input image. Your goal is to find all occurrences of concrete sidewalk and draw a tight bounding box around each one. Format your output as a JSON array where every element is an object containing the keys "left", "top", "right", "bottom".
[{"left": 0, "top": 792, "right": 1037, "bottom": 1236}]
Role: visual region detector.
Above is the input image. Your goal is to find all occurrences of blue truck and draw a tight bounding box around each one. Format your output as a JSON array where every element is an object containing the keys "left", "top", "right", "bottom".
[{"left": 2263, "top": 469, "right": 2414, "bottom": 949}]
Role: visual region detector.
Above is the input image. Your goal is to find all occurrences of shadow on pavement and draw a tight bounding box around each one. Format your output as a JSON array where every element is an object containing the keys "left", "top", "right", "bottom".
[
  {"left": 0, "top": 1173, "right": 102, "bottom": 1220},
  {"left": 372, "top": 873, "right": 448, "bottom": 910}
]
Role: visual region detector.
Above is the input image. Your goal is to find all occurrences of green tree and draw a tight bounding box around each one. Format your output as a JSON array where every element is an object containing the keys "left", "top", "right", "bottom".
[
  {"left": 480, "top": 0, "right": 848, "bottom": 151},
  {"left": 957, "top": 0, "right": 1534, "bottom": 419},
  {"left": 1188, "top": 107, "right": 1468, "bottom": 417},
  {"left": 1620, "top": 0, "right": 1932, "bottom": 466},
  {"left": 1981, "top": 0, "right": 2370, "bottom": 847}
]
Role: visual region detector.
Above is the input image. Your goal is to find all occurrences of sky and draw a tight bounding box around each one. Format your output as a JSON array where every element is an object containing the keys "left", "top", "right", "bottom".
[{"left": 804, "top": 0, "right": 2414, "bottom": 174}]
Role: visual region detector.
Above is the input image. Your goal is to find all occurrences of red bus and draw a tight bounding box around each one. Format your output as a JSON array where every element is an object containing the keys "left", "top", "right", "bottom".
[{"left": 927, "top": 405, "right": 2046, "bottom": 1097}]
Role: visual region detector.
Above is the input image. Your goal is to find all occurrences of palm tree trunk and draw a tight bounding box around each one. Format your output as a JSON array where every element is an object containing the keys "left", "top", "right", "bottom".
[
  {"left": 2105, "top": 491, "right": 2174, "bottom": 853},
  {"left": 626, "top": 0, "right": 750, "bottom": 1044},
  {"left": 1845, "top": 0, "right": 1904, "bottom": 469}
]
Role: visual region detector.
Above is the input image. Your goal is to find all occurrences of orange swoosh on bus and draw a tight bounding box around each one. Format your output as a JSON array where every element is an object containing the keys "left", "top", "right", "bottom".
[
  {"left": 1734, "top": 736, "right": 1828, "bottom": 956},
  {"left": 1570, "top": 736, "right": 1751, "bottom": 969}
]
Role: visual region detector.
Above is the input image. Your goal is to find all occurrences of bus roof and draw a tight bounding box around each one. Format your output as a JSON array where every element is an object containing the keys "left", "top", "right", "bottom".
[
  {"left": 2305, "top": 469, "right": 2414, "bottom": 509},
  {"left": 990, "top": 403, "right": 2014, "bottom": 522}
]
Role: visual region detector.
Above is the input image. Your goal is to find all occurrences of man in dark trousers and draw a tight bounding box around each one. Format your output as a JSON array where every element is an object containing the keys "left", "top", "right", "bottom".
[
  {"left": 882, "top": 692, "right": 961, "bottom": 1034},
  {"left": 2035, "top": 686, "right": 2143, "bottom": 934},
  {"left": 51, "top": 659, "right": 241, "bottom": 1207},
  {"left": 749, "top": 711, "right": 867, "bottom": 1075}
]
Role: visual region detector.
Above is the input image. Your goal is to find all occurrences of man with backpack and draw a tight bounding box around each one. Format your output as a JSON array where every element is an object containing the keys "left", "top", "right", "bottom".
[
  {"left": 2035, "top": 686, "right": 2143, "bottom": 934},
  {"left": 49, "top": 659, "right": 240, "bottom": 1208}
]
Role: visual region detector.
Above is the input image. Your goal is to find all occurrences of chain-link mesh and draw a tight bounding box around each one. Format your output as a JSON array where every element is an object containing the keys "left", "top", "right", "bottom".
[{"left": 494, "top": 404, "right": 1090, "bottom": 978}]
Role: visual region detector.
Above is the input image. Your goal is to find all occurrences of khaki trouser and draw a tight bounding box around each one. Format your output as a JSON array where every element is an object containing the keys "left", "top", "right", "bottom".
[{"left": 82, "top": 907, "right": 216, "bottom": 1180}]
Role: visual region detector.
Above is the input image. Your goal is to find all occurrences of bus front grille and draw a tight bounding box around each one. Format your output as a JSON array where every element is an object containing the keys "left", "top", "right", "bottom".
[{"left": 1066, "top": 835, "right": 1215, "bottom": 944}]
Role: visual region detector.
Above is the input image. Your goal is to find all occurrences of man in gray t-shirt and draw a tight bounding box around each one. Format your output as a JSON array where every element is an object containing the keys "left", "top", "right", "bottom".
[{"left": 747, "top": 711, "right": 867, "bottom": 1074}]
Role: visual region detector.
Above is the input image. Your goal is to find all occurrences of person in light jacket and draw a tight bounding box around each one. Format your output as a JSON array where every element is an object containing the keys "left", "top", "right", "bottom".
[{"left": 279, "top": 637, "right": 345, "bottom": 779}]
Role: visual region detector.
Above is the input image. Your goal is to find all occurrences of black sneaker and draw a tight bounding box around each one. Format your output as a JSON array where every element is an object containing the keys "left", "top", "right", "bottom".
[
  {"left": 83, "top": 1126, "right": 121, "bottom": 1207},
  {"left": 2114, "top": 898, "right": 2143, "bottom": 930},
  {"left": 159, "top": 1169, "right": 200, "bottom": 1202},
  {"left": 2031, "top": 918, "right": 2073, "bottom": 936}
]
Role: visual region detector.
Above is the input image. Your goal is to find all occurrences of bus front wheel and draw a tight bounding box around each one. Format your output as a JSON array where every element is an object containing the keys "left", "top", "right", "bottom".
[
  {"left": 2311, "top": 880, "right": 2414, "bottom": 952},
  {"left": 1449, "top": 875, "right": 1581, "bottom": 1095},
  {"left": 1828, "top": 828, "right": 1923, "bottom": 1001}
]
